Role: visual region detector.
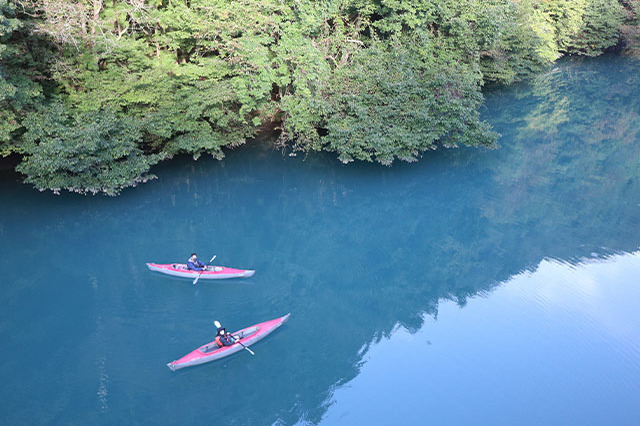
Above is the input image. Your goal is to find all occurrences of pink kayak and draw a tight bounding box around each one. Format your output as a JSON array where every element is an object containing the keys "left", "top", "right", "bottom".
[
  {"left": 147, "top": 263, "right": 255, "bottom": 279},
  {"left": 167, "top": 313, "right": 290, "bottom": 371}
]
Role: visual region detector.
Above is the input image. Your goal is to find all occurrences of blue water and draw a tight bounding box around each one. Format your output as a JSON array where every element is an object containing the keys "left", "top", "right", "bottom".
[{"left": 1, "top": 55, "right": 639, "bottom": 425}]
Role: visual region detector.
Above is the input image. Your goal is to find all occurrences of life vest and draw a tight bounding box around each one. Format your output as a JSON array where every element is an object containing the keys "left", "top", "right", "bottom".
[{"left": 216, "top": 334, "right": 233, "bottom": 347}]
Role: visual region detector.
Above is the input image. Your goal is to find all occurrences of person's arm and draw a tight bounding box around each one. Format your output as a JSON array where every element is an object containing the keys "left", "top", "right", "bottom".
[
  {"left": 187, "top": 260, "right": 204, "bottom": 271},
  {"left": 188, "top": 260, "right": 205, "bottom": 271}
]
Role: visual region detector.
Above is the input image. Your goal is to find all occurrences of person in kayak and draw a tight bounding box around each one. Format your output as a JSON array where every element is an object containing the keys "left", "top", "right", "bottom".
[
  {"left": 214, "top": 320, "right": 236, "bottom": 347},
  {"left": 187, "top": 253, "right": 207, "bottom": 271}
]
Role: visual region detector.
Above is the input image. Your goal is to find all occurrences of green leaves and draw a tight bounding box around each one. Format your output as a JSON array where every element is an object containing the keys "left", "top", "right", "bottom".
[
  {"left": 319, "top": 40, "right": 497, "bottom": 165},
  {"left": 17, "top": 104, "right": 161, "bottom": 195},
  {"left": 2, "top": 0, "right": 637, "bottom": 194},
  {"left": 544, "top": 0, "right": 625, "bottom": 56},
  {"left": 0, "top": 0, "right": 45, "bottom": 152}
]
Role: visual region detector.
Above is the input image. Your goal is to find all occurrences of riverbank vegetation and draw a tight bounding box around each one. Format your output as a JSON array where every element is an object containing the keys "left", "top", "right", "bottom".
[{"left": 1, "top": 0, "right": 639, "bottom": 194}]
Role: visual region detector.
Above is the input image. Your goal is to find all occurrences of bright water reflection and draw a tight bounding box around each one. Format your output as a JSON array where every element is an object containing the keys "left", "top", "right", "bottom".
[
  {"left": 321, "top": 253, "right": 640, "bottom": 426},
  {"left": 0, "top": 55, "right": 639, "bottom": 425}
]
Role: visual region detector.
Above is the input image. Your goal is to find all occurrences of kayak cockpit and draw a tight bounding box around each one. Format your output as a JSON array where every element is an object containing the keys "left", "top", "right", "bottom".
[
  {"left": 199, "top": 326, "right": 260, "bottom": 354},
  {"left": 171, "top": 264, "right": 223, "bottom": 272},
  {"left": 200, "top": 342, "right": 222, "bottom": 353}
]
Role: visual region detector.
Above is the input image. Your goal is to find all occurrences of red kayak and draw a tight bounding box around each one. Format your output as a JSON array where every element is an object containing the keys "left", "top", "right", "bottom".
[
  {"left": 147, "top": 263, "right": 255, "bottom": 279},
  {"left": 167, "top": 314, "right": 290, "bottom": 371}
]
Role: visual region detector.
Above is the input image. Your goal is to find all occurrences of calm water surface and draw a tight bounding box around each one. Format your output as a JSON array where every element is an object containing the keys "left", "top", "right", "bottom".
[{"left": 1, "top": 55, "right": 639, "bottom": 425}]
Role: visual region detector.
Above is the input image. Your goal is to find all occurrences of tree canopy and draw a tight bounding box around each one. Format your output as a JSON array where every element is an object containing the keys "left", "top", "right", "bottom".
[{"left": 1, "top": 0, "right": 638, "bottom": 194}]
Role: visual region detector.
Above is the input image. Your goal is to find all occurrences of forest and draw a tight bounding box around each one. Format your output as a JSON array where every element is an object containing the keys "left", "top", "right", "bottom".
[{"left": 1, "top": 0, "right": 639, "bottom": 194}]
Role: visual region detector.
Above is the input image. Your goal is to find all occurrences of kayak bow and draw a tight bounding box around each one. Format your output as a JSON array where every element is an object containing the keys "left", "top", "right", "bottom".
[{"left": 167, "top": 313, "right": 290, "bottom": 371}]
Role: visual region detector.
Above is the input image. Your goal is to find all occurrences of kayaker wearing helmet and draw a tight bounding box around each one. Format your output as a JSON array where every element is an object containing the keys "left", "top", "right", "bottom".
[
  {"left": 214, "top": 321, "right": 236, "bottom": 346},
  {"left": 187, "top": 253, "right": 207, "bottom": 271}
]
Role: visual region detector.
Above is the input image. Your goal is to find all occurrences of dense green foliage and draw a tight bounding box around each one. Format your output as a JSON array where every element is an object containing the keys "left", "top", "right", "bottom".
[
  {"left": 0, "top": 0, "right": 46, "bottom": 152},
  {"left": 17, "top": 103, "right": 161, "bottom": 194},
  {"left": 1, "top": 0, "right": 638, "bottom": 194}
]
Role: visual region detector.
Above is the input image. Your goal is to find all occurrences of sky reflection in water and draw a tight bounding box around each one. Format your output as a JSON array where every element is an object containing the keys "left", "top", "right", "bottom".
[{"left": 321, "top": 253, "right": 640, "bottom": 426}]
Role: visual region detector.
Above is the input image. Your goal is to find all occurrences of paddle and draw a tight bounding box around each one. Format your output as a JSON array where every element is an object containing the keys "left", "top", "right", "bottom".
[
  {"left": 192, "top": 255, "right": 216, "bottom": 285},
  {"left": 232, "top": 335, "right": 255, "bottom": 356}
]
